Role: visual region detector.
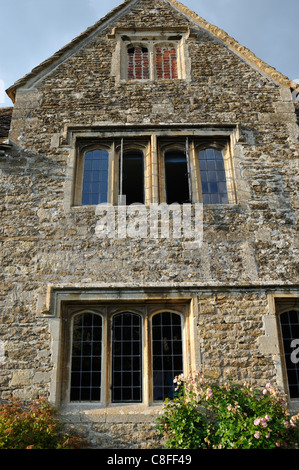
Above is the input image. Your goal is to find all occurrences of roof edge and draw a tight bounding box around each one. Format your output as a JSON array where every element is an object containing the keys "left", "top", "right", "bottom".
[
  {"left": 6, "top": 0, "right": 136, "bottom": 102},
  {"left": 168, "top": 0, "right": 298, "bottom": 90},
  {"left": 6, "top": 0, "right": 299, "bottom": 102}
]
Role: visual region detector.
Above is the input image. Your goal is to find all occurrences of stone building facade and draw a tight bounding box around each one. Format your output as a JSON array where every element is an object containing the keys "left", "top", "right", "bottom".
[{"left": 0, "top": 0, "right": 298, "bottom": 448}]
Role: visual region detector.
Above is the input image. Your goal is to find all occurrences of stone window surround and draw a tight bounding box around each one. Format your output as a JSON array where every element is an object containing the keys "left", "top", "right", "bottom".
[
  {"left": 41, "top": 287, "right": 198, "bottom": 410},
  {"left": 108, "top": 27, "right": 193, "bottom": 82},
  {"left": 38, "top": 287, "right": 299, "bottom": 416},
  {"left": 65, "top": 123, "right": 240, "bottom": 209}
]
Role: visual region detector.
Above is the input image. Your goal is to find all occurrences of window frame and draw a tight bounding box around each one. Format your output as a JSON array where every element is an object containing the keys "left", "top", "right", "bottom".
[
  {"left": 127, "top": 45, "right": 150, "bottom": 81},
  {"left": 275, "top": 299, "right": 299, "bottom": 403},
  {"left": 195, "top": 139, "right": 236, "bottom": 205},
  {"left": 154, "top": 43, "right": 179, "bottom": 80},
  {"left": 278, "top": 308, "right": 299, "bottom": 400},
  {"left": 59, "top": 302, "right": 189, "bottom": 407},
  {"left": 108, "top": 27, "right": 192, "bottom": 82},
  {"left": 70, "top": 310, "right": 104, "bottom": 402},
  {"left": 73, "top": 141, "right": 114, "bottom": 206},
  {"left": 124, "top": 41, "right": 180, "bottom": 81},
  {"left": 72, "top": 130, "right": 237, "bottom": 207}
]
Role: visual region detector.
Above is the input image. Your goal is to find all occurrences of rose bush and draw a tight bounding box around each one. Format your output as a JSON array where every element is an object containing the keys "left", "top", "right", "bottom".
[{"left": 156, "top": 371, "right": 299, "bottom": 449}]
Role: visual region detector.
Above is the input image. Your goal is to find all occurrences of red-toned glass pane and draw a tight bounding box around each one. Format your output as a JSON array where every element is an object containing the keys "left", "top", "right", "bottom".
[{"left": 127, "top": 47, "right": 149, "bottom": 80}]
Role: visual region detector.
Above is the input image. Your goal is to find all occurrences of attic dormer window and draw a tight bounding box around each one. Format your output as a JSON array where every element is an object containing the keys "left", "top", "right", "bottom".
[
  {"left": 110, "top": 28, "right": 191, "bottom": 82},
  {"left": 127, "top": 43, "right": 178, "bottom": 81}
]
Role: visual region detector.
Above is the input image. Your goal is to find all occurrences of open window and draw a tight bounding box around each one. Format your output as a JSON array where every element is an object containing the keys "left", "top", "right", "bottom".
[
  {"left": 73, "top": 131, "right": 236, "bottom": 207},
  {"left": 120, "top": 149, "right": 145, "bottom": 205},
  {"left": 164, "top": 149, "right": 190, "bottom": 204}
]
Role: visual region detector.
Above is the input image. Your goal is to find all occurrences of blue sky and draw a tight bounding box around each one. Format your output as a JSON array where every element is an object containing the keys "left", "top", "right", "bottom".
[{"left": 0, "top": 0, "right": 298, "bottom": 107}]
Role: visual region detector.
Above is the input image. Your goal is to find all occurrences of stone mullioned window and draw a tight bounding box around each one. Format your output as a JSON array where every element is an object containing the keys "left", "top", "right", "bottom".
[
  {"left": 73, "top": 132, "right": 236, "bottom": 207},
  {"left": 109, "top": 27, "right": 192, "bottom": 82},
  {"left": 126, "top": 44, "right": 178, "bottom": 81},
  {"left": 58, "top": 302, "right": 189, "bottom": 406}
]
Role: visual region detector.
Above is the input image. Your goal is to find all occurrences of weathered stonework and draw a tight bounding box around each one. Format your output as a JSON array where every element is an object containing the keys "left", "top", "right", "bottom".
[{"left": 0, "top": 0, "right": 298, "bottom": 448}]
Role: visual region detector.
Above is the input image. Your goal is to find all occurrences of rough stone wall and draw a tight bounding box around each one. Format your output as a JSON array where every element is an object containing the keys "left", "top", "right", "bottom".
[
  {"left": 0, "top": 108, "right": 13, "bottom": 141},
  {"left": 0, "top": 0, "right": 298, "bottom": 448}
]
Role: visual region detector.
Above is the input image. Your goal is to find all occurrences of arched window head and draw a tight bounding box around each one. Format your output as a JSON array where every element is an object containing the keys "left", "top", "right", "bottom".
[{"left": 127, "top": 46, "right": 149, "bottom": 80}]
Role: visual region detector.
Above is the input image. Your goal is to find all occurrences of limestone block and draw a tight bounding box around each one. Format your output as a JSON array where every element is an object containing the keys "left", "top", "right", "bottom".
[{"left": 10, "top": 370, "right": 33, "bottom": 387}]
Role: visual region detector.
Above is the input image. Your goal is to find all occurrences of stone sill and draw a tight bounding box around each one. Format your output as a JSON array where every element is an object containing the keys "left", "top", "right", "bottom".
[
  {"left": 69, "top": 203, "right": 240, "bottom": 212},
  {"left": 59, "top": 403, "right": 163, "bottom": 423}
]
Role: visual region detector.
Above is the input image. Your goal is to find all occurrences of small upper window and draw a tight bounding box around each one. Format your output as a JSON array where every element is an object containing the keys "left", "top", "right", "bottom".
[
  {"left": 111, "top": 28, "right": 191, "bottom": 83},
  {"left": 126, "top": 43, "right": 179, "bottom": 81},
  {"left": 127, "top": 46, "right": 149, "bottom": 80}
]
